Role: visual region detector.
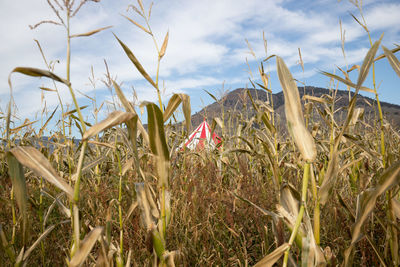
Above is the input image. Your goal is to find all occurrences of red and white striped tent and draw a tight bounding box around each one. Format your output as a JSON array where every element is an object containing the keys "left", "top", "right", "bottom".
[{"left": 180, "top": 120, "right": 221, "bottom": 150}]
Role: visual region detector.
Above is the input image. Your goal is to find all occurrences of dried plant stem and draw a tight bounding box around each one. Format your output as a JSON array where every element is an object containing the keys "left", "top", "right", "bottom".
[
  {"left": 144, "top": 18, "right": 163, "bottom": 111},
  {"left": 363, "top": 15, "right": 396, "bottom": 266},
  {"left": 72, "top": 204, "right": 80, "bottom": 253},
  {"left": 35, "top": 40, "right": 67, "bottom": 138},
  {"left": 116, "top": 149, "right": 124, "bottom": 263},
  {"left": 10, "top": 188, "right": 16, "bottom": 245},
  {"left": 65, "top": 9, "right": 89, "bottom": 256},
  {"left": 310, "top": 165, "right": 320, "bottom": 245},
  {"left": 72, "top": 141, "right": 88, "bottom": 251},
  {"left": 155, "top": 60, "right": 163, "bottom": 111},
  {"left": 282, "top": 162, "right": 310, "bottom": 267},
  {"left": 39, "top": 177, "right": 45, "bottom": 264},
  {"left": 388, "top": 190, "right": 399, "bottom": 266},
  {"left": 161, "top": 186, "right": 166, "bottom": 238}
]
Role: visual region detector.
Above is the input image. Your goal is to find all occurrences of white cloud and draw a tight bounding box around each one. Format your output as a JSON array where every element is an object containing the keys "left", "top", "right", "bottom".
[{"left": 1, "top": 0, "right": 399, "bottom": 124}]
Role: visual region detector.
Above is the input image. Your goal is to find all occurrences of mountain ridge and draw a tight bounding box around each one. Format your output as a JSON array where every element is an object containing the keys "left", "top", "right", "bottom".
[{"left": 189, "top": 86, "right": 400, "bottom": 130}]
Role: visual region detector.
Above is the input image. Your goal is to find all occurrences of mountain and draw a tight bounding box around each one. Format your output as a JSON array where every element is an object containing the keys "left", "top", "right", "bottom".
[{"left": 189, "top": 86, "right": 400, "bottom": 131}]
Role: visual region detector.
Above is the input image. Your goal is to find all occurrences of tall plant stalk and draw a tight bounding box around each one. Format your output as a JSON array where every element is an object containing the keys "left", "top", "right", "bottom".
[{"left": 282, "top": 162, "right": 310, "bottom": 267}]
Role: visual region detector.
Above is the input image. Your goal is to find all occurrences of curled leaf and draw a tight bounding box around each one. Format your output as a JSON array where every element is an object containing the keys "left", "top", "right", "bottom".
[
  {"left": 163, "top": 93, "right": 191, "bottom": 132},
  {"left": 159, "top": 31, "right": 169, "bottom": 59},
  {"left": 9, "top": 67, "right": 70, "bottom": 88},
  {"left": 83, "top": 111, "right": 135, "bottom": 140}
]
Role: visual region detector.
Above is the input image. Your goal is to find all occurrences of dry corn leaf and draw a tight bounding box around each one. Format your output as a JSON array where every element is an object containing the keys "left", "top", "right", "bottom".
[
  {"left": 112, "top": 80, "right": 149, "bottom": 144},
  {"left": 123, "top": 201, "right": 138, "bottom": 224},
  {"left": 144, "top": 183, "right": 159, "bottom": 219},
  {"left": 122, "top": 157, "right": 134, "bottom": 176},
  {"left": 391, "top": 198, "right": 400, "bottom": 219},
  {"left": 350, "top": 13, "right": 368, "bottom": 33},
  {"left": 125, "top": 249, "right": 132, "bottom": 267},
  {"left": 164, "top": 250, "right": 178, "bottom": 267},
  {"left": 254, "top": 243, "right": 290, "bottom": 267},
  {"left": 276, "top": 56, "right": 316, "bottom": 161},
  {"left": 9, "top": 67, "right": 70, "bottom": 87},
  {"left": 213, "top": 117, "right": 224, "bottom": 131},
  {"left": 23, "top": 225, "right": 56, "bottom": 261},
  {"left": 146, "top": 102, "right": 170, "bottom": 187},
  {"left": 232, "top": 192, "right": 279, "bottom": 219},
  {"left": 347, "top": 64, "right": 360, "bottom": 73},
  {"left": 71, "top": 156, "right": 107, "bottom": 181},
  {"left": 114, "top": 34, "right": 157, "bottom": 89},
  {"left": 163, "top": 93, "right": 191, "bottom": 131},
  {"left": 319, "top": 152, "right": 338, "bottom": 205},
  {"left": 135, "top": 183, "right": 155, "bottom": 230},
  {"left": 87, "top": 140, "right": 115, "bottom": 149},
  {"left": 42, "top": 192, "right": 71, "bottom": 222},
  {"left": 83, "top": 111, "right": 135, "bottom": 140},
  {"left": 69, "top": 227, "right": 103, "bottom": 267},
  {"left": 39, "top": 106, "right": 58, "bottom": 137},
  {"left": 374, "top": 45, "right": 400, "bottom": 62},
  {"left": 298, "top": 47, "right": 304, "bottom": 72},
  {"left": 303, "top": 210, "right": 326, "bottom": 266},
  {"left": 245, "top": 38, "right": 256, "bottom": 59},
  {"left": 159, "top": 31, "right": 169, "bottom": 59},
  {"left": 351, "top": 161, "right": 400, "bottom": 244},
  {"left": 70, "top": 26, "right": 112, "bottom": 38},
  {"left": 204, "top": 89, "right": 218, "bottom": 102},
  {"left": 15, "top": 247, "right": 24, "bottom": 266},
  {"left": 10, "top": 120, "right": 38, "bottom": 134},
  {"left": 39, "top": 87, "right": 57, "bottom": 92},
  {"left": 303, "top": 95, "right": 327, "bottom": 104},
  {"left": 344, "top": 161, "right": 400, "bottom": 267},
  {"left": 246, "top": 90, "right": 276, "bottom": 134},
  {"left": 263, "top": 31, "right": 268, "bottom": 55},
  {"left": 148, "top": 2, "right": 153, "bottom": 18},
  {"left": 349, "top": 108, "right": 364, "bottom": 128},
  {"left": 337, "top": 64, "right": 352, "bottom": 83},
  {"left": 122, "top": 14, "right": 151, "bottom": 35},
  {"left": 277, "top": 185, "right": 305, "bottom": 248},
  {"left": 280, "top": 184, "right": 301, "bottom": 218},
  {"left": 6, "top": 152, "right": 28, "bottom": 245},
  {"left": 10, "top": 146, "right": 74, "bottom": 199},
  {"left": 137, "top": 0, "right": 144, "bottom": 12},
  {"left": 382, "top": 45, "right": 400, "bottom": 78},
  {"left": 356, "top": 34, "right": 383, "bottom": 89},
  {"left": 63, "top": 105, "right": 89, "bottom": 117},
  {"left": 319, "top": 71, "right": 374, "bottom": 93}
]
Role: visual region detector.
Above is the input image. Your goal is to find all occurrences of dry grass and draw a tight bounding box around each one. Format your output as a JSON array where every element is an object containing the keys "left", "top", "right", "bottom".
[{"left": 1, "top": 0, "right": 400, "bottom": 266}]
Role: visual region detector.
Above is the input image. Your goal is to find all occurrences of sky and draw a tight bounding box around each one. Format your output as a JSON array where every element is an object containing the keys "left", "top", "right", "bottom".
[{"left": 1, "top": 0, "right": 399, "bottom": 136}]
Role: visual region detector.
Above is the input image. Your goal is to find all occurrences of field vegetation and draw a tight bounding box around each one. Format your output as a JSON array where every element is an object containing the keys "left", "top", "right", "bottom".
[{"left": 1, "top": 0, "right": 400, "bottom": 266}]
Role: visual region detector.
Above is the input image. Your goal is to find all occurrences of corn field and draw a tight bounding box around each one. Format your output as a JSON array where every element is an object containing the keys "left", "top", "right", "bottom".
[{"left": 1, "top": 0, "right": 400, "bottom": 266}]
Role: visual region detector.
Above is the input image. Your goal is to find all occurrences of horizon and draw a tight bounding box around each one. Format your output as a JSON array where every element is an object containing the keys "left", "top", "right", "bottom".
[{"left": 1, "top": 0, "right": 400, "bottom": 137}]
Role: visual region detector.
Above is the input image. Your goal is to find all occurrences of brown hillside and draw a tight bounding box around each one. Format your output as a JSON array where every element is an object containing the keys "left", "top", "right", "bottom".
[{"left": 189, "top": 86, "right": 400, "bottom": 132}]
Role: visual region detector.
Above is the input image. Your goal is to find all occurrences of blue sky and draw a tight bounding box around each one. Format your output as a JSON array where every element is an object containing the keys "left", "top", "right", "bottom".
[{"left": 1, "top": 0, "right": 399, "bottom": 136}]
